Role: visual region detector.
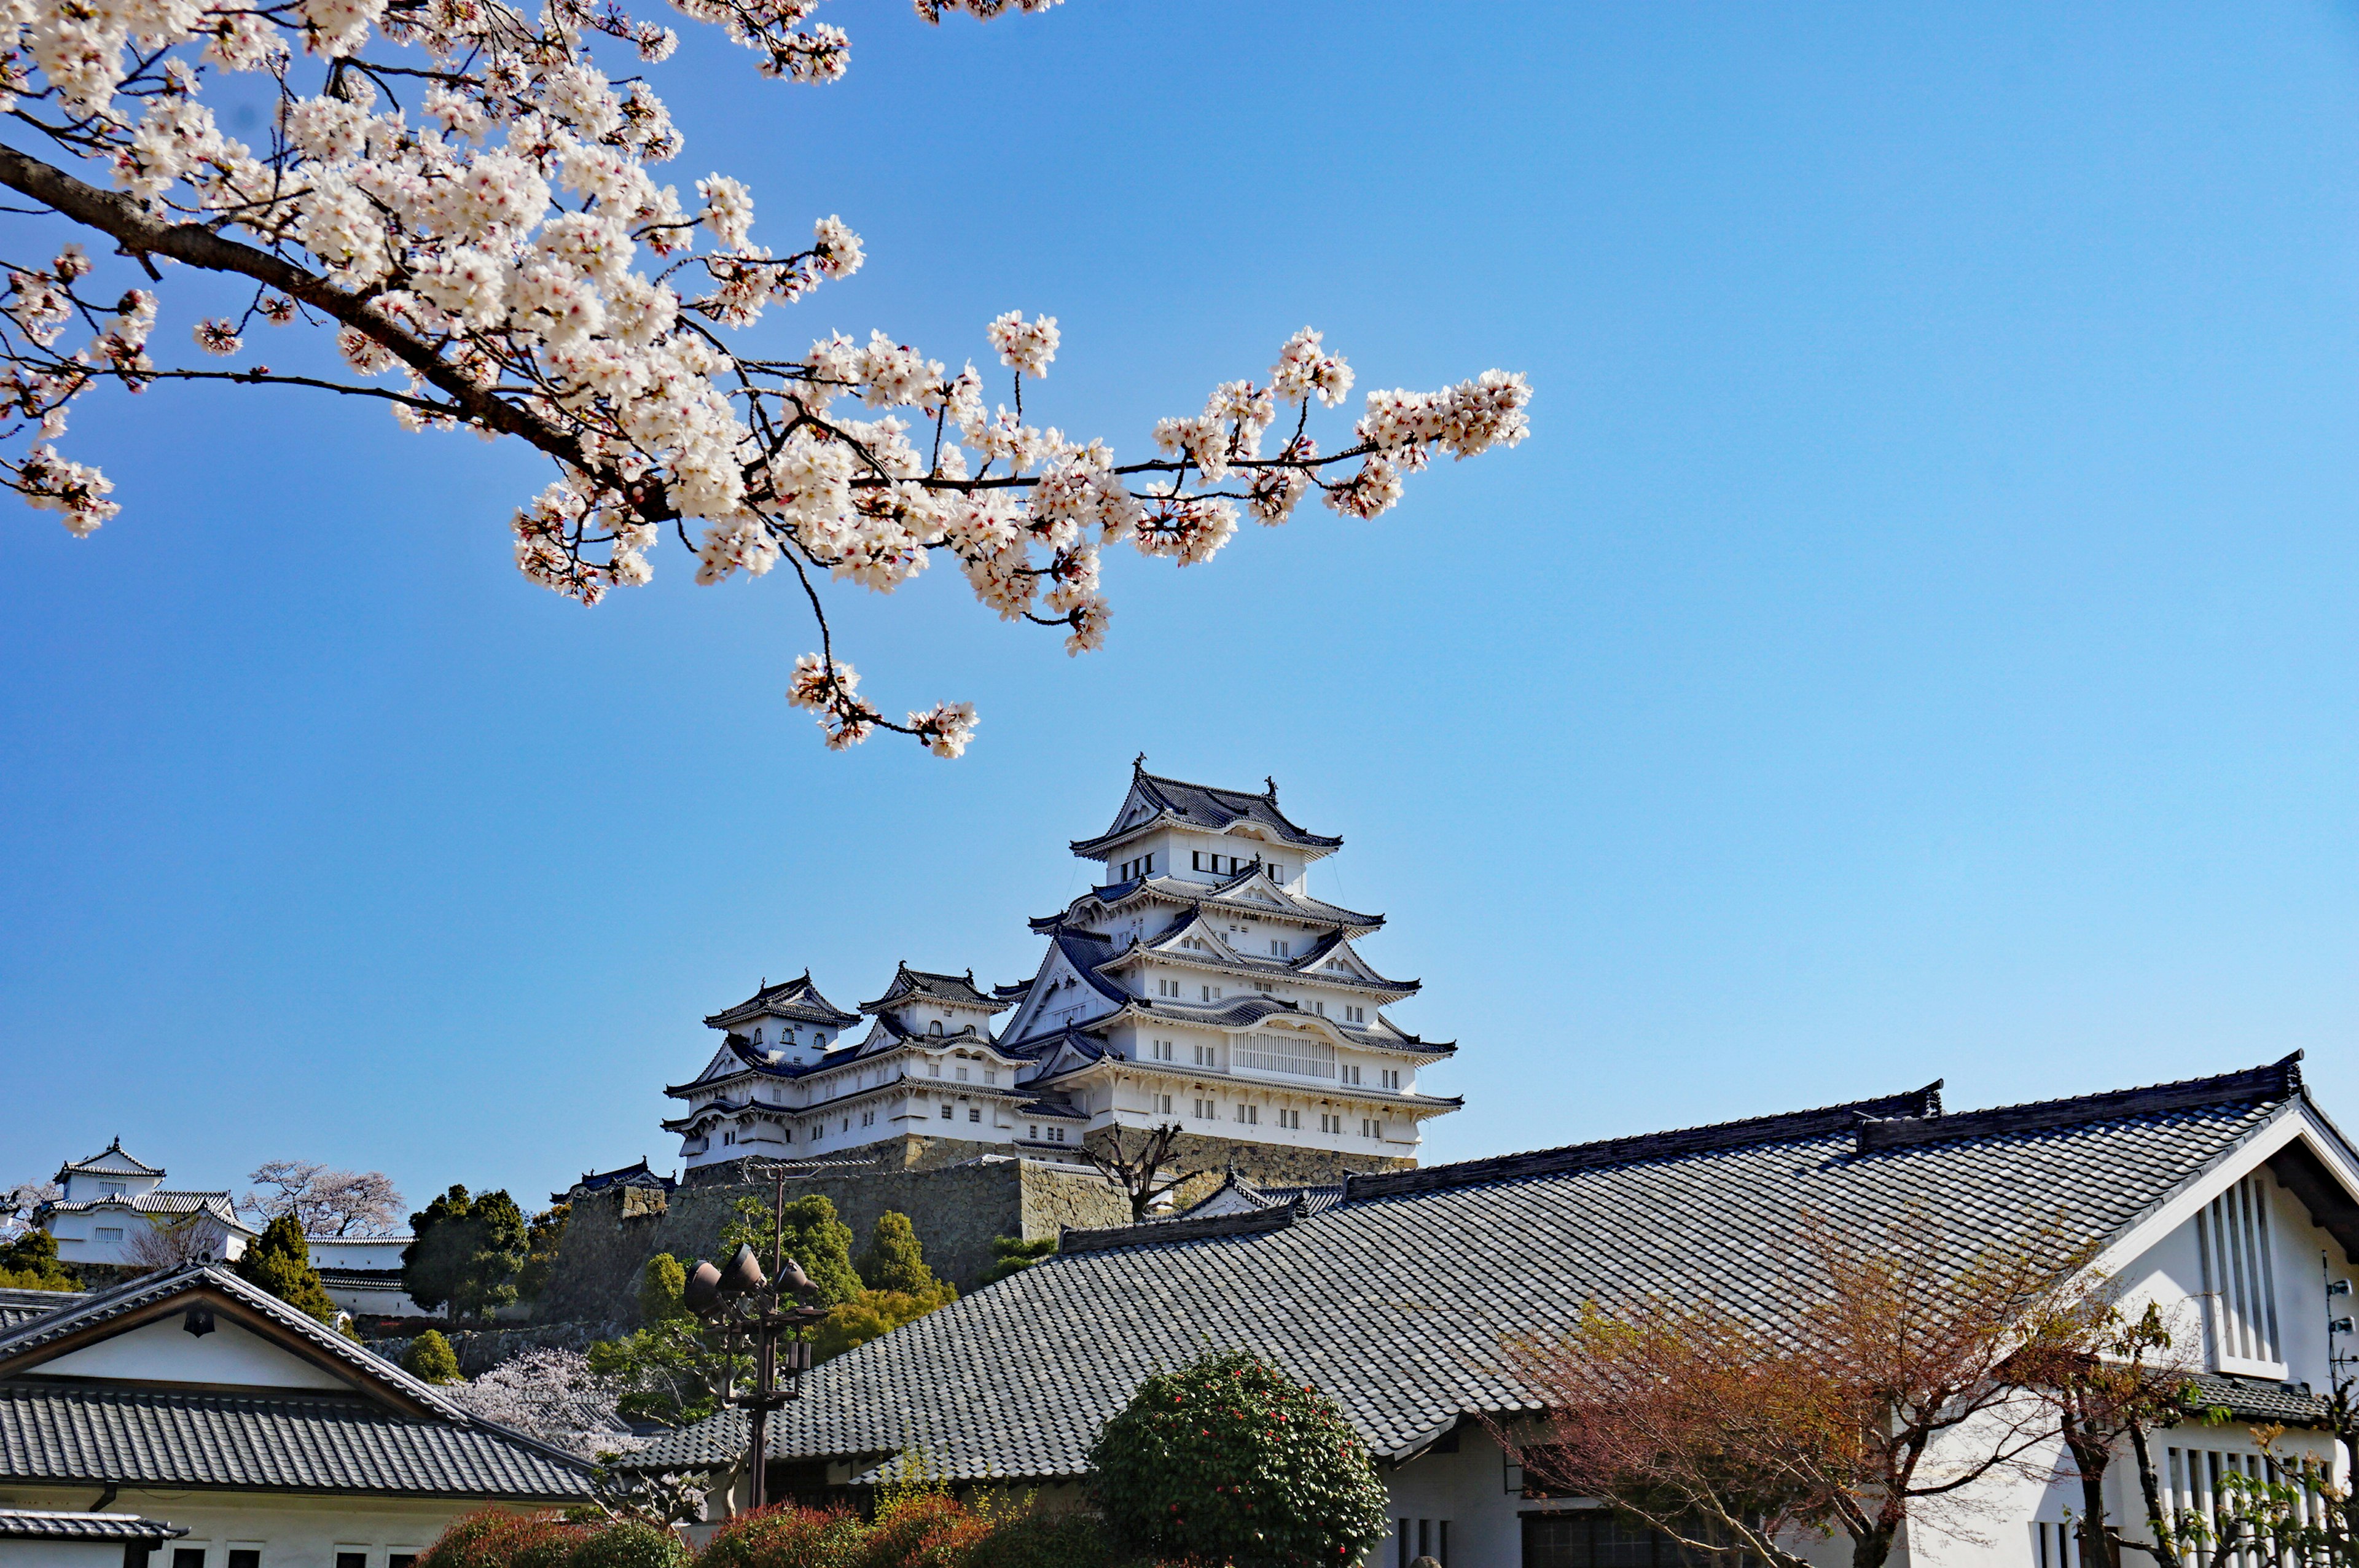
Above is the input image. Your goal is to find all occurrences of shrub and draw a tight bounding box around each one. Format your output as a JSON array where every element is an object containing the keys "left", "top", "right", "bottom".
[
  {"left": 696, "top": 1504, "right": 867, "bottom": 1568},
  {"left": 959, "top": 1508, "right": 1119, "bottom": 1568},
  {"left": 845, "top": 1493, "right": 989, "bottom": 1568},
  {"left": 233, "top": 1215, "right": 339, "bottom": 1323},
  {"left": 813, "top": 1289, "right": 951, "bottom": 1364},
  {"left": 0, "top": 1228, "right": 76, "bottom": 1291},
  {"left": 974, "top": 1238, "right": 1055, "bottom": 1289},
  {"left": 415, "top": 1508, "right": 588, "bottom": 1568},
  {"left": 569, "top": 1520, "right": 689, "bottom": 1568},
  {"left": 404, "top": 1329, "right": 462, "bottom": 1384},
  {"left": 1088, "top": 1348, "right": 1391, "bottom": 1568},
  {"left": 638, "top": 1254, "right": 688, "bottom": 1322}
]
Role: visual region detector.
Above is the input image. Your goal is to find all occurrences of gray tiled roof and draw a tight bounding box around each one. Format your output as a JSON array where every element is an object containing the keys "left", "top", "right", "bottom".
[
  {"left": 0, "top": 1288, "right": 83, "bottom": 1330},
  {"left": 0, "top": 1510, "right": 186, "bottom": 1542},
  {"left": 703, "top": 973, "right": 861, "bottom": 1031},
  {"left": 628, "top": 1059, "right": 2314, "bottom": 1484},
  {"left": 1030, "top": 872, "right": 1387, "bottom": 943},
  {"left": 0, "top": 1383, "right": 589, "bottom": 1499},
  {"left": 55, "top": 1141, "right": 166, "bottom": 1180},
  {"left": 1071, "top": 769, "right": 1342, "bottom": 858},
  {"left": 2183, "top": 1372, "right": 2334, "bottom": 1427},
  {"left": 0, "top": 1266, "right": 457, "bottom": 1408},
  {"left": 42, "top": 1190, "right": 244, "bottom": 1222},
  {"left": 0, "top": 1265, "right": 592, "bottom": 1502},
  {"left": 861, "top": 964, "right": 1004, "bottom": 1015}
]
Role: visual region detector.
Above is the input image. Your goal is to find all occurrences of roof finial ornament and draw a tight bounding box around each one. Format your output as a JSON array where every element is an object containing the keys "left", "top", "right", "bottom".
[
  {"left": 1133, "top": 751, "right": 1147, "bottom": 772},
  {"left": 1265, "top": 775, "right": 1276, "bottom": 797}
]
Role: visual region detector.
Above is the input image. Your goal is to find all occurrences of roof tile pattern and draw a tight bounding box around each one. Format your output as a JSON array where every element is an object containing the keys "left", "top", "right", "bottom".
[
  {"left": 630, "top": 1072, "right": 2303, "bottom": 1483},
  {"left": 0, "top": 1510, "right": 186, "bottom": 1541},
  {"left": 0, "top": 1384, "right": 587, "bottom": 1497},
  {"left": 1072, "top": 771, "right": 1342, "bottom": 857},
  {"left": 0, "top": 1289, "right": 83, "bottom": 1331}
]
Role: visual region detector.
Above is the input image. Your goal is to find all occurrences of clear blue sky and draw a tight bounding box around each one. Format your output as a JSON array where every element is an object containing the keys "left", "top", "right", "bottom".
[{"left": 2, "top": 1, "right": 2353, "bottom": 1218}]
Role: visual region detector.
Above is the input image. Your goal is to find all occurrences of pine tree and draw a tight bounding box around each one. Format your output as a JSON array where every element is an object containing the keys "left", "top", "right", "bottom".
[
  {"left": 233, "top": 1214, "right": 339, "bottom": 1324},
  {"left": 403, "top": 1328, "right": 461, "bottom": 1384},
  {"left": 721, "top": 1193, "right": 861, "bottom": 1305},
  {"left": 856, "top": 1212, "right": 939, "bottom": 1297},
  {"left": 514, "top": 1203, "right": 568, "bottom": 1302},
  {"left": 0, "top": 1228, "right": 76, "bottom": 1292},
  {"left": 402, "top": 1185, "right": 529, "bottom": 1322},
  {"left": 402, "top": 1186, "right": 475, "bottom": 1320}
]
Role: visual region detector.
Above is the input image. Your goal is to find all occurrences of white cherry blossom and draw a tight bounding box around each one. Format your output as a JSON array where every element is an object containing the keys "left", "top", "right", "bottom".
[{"left": 0, "top": 0, "right": 1528, "bottom": 755}]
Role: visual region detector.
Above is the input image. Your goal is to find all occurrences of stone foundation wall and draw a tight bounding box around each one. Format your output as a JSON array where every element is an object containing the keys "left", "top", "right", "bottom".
[
  {"left": 534, "top": 1134, "right": 1415, "bottom": 1325},
  {"left": 536, "top": 1155, "right": 1131, "bottom": 1324},
  {"left": 1092, "top": 1129, "right": 1415, "bottom": 1192}
]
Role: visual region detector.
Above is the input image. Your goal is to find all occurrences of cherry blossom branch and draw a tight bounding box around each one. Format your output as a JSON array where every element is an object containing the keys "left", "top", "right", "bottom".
[{"left": 0, "top": 0, "right": 1527, "bottom": 757}]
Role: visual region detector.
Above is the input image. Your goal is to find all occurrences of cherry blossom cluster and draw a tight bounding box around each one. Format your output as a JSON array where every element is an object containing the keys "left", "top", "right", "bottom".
[
  {"left": 441, "top": 1347, "right": 640, "bottom": 1461},
  {"left": 0, "top": 0, "right": 1527, "bottom": 755}
]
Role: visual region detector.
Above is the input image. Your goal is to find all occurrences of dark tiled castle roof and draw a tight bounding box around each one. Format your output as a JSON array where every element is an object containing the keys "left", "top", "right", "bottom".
[
  {"left": 702, "top": 973, "right": 861, "bottom": 1031},
  {"left": 860, "top": 963, "right": 1006, "bottom": 1015},
  {"left": 1071, "top": 766, "right": 1343, "bottom": 859}
]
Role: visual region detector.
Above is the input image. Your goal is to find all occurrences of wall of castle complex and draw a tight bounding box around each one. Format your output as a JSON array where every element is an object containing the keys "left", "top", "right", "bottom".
[
  {"left": 1126, "top": 1131, "right": 1417, "bottom": 1192},
  {"left": 534, "top": 1132, "right": 1417, "bottom": 1324},
  {"left": 534, "top": 1153, "right": 1132, "bottom": 1320}
]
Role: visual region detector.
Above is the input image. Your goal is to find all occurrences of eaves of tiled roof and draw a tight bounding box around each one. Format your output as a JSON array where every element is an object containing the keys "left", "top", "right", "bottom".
[
  {"left": 0, "top": 1510, "right": 187, "bottom": 1542},
  {"left": 622, "top": 1059, "right": 2314, "bottom": 1486}
]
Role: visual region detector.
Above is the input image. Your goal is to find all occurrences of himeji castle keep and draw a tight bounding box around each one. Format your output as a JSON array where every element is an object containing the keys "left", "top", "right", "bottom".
[{"left": 662, "top": 762, "right": 1463, "bottom": 1182}]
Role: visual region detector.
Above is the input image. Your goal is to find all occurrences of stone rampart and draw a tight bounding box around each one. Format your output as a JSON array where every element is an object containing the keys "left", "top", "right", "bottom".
[{"left": 536, "top": 1155, "right": 1129, "bottom": 1324}]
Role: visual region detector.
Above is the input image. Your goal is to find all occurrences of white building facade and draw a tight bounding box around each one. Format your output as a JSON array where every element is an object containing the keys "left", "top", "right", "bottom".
[
  {"left": 662, "top": 765, "right": 1462, "bottom": 1179},
  {"left": 37, "top": 1142, "right": 255, "bottom": 1271}
]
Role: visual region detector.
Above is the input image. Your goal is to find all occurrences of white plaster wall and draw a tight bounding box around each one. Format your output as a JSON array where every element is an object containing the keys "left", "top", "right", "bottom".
[
  {"left": 37, "top": 1316, "right": 350, "bottom": 1392},
  {"left": 1908, "top": 1158, "right": 2357, "bottom": 1568},
  {"left": 1377, "top": 1426, "right": 1522, "bottom": 1568},
  {"left": 0, "top": 1538, "right": 138, "bottom": 1568},
  {"left": 0, "top": 1488, "right": 509, "bottom": 1568},
  {"left": 306, "top": 1241, "right": 409, "bottom": 1273}
]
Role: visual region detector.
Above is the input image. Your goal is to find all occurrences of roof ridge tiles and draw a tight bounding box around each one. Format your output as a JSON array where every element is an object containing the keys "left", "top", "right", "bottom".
[
  {"left": 1058, "top": 1201, "right": 1304, "bottom": 1254},
  {"left": 1853, "top": 1053, "right": 2305, "bottom": 1153},
  {"left": 1340, "top": 1084, "right": 1946, "bottom": 1204}
]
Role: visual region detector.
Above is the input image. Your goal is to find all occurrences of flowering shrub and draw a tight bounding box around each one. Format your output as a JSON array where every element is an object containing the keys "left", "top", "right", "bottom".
[
  {"left": 695, "top": 1504, "right": 867, "bottom": 1568},
  {"left": 0, "top": 0, "right": 1529, "bottom": 752},
  {"left": 413, "top": 1509, "right": 589, "bottom": 1568},
  {"left": 1087, "top": 1349, "right": 1390, "bottom": 1568}
]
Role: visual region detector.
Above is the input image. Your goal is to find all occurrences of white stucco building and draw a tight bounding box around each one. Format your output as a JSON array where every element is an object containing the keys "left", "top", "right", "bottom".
[
  {"left": 305, "top": 1237, "right": 422, "bottom": 1319},
  {"left": 0, "top": 1265, "right": 590, "bottom": 1567},
  {"left": 37, "top": 1143, "right": 255, "bottom": 1271},
  {"left": 663, "top": 764, "right": 1461, "bottom": 1175}
]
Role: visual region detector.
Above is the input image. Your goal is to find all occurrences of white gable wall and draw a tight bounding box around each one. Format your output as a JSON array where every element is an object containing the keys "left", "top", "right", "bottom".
[
  {"left": 1915, "top": 1111, "right": 2357, "bottom": 1568},
  {"left": 36, "top": 1314, "right": 351, "bottom": 1391},
  {"left": 0, "top": 1484, "right": 513, "bottom": 1568}
]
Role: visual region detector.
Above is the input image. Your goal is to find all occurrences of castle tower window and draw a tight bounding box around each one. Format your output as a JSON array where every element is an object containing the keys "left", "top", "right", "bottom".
[
  {"left": 968, "top": 1107, "right": 981, "bottom": 1123},
  {"left": 929, "top": 1020, "right": 944, "bottom": 1035}
]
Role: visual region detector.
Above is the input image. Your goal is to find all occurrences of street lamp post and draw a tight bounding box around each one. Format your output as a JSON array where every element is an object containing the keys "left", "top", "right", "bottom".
[{"left": 683, "top": 1166, "right": 832, "bottom": 1515}]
